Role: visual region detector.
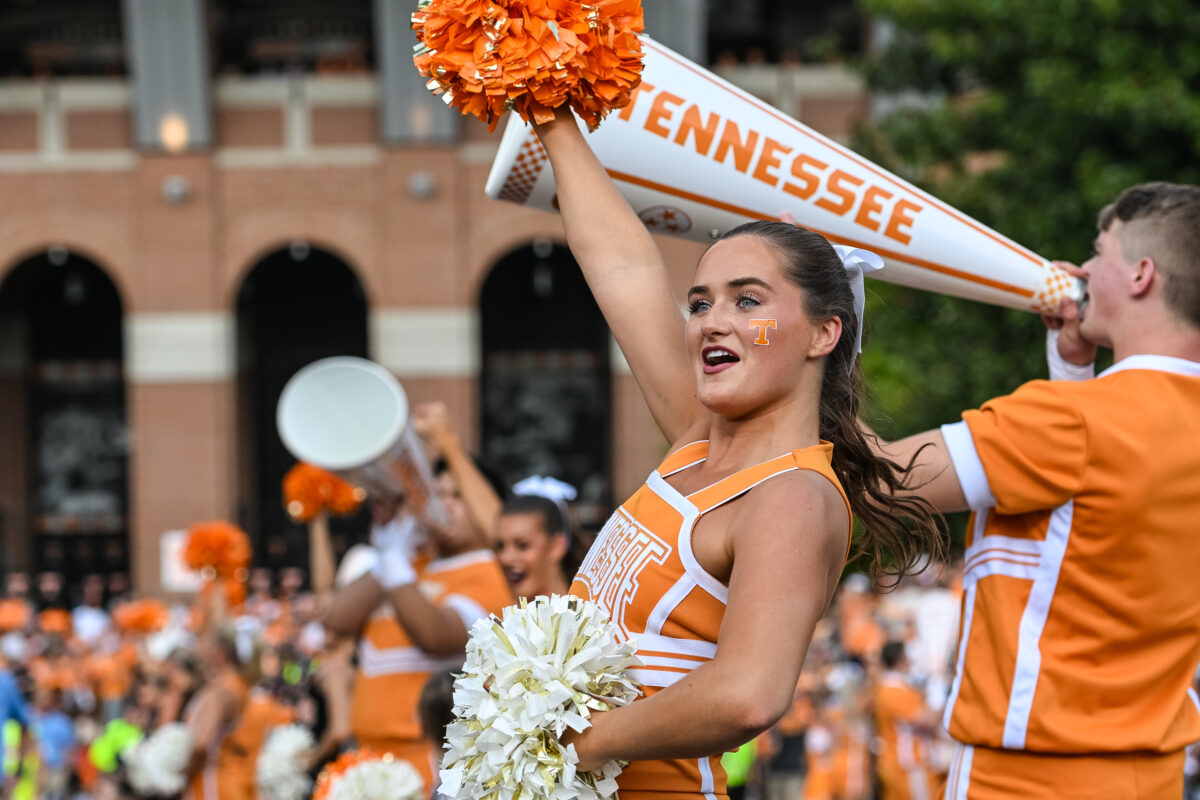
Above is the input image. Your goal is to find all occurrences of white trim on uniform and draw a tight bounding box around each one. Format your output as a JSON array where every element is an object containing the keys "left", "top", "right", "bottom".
[
  {"left": 941, "top": 421, "right": 997, "bottom": 510},
  {"left": 697, "top": 755, "right": 719, "bottom": 800},
  {"left": 636, "top": 633, "right": 718, "bottom": 659},
  {"left": 963, "top": 530, "right": 1043, "bottom": 583},
  {"left": 637, "top": 654, "right": 712, "bottom": 671},
  {"left": 944, "top": 742, "right": 973, "bottom": 800},
  {"left": 943, "top": 580, "right": 978, "bottom": 733},
  {"left": 628, "top": 668, "right": 685, "bottom": 688},
  {"left": 1002, "top": 499, "right": 1074, "bottom": 749},
  {"left": 425, "top": 549, "right": 495, "bottom": 574},
  {"left": 689, "top": 464, "right": 798, "bottom": 514},
  {"left": 1189, "top": 686, "right": 1200, "bottom": 715},
  {"left": 644, "top": 575, "right": 699, "bottom": 636},
  {"left": 963, "top": 558, "right": 1040, "bottom": 582},
  {"left": 358, "top": 640, "right": 462, "bottom": 677},
  {"left": 677, "top": 514, "right": 729, "bottom": 605},
  {"left": 659, "top": 443, "right": 709, "bottom": 477},
  {"left": 441, "top": 593, "right": 489, "bottom": 630},
  {"left": 1100, "top": 354, "right": 1200, "bottom": 378},
  {"left": 646, "top": 471, "right": 728, "bottom": 605}
]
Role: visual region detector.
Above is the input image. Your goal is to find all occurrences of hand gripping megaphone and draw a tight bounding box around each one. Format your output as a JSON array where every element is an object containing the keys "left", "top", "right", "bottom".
[
  {"left": 486, "top": 36, "right": 1082, "bottom": 314},
  {"left": 276, "top": 357, "right": 450, "bottom": 530}
]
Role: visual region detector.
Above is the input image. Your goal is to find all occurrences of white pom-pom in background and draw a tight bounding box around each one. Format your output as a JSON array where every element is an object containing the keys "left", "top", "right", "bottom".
[
  {"left": 122, "top": 722, "right": 192, "bottom": 797},
  {"left": 440, "top": 594, "right": 641, "bottom": 800},
  {"left": 257, "top": 724, "right": 315, "bottom": 800},
  {"left": 324, "top": 756, "right": 424, "bottom": 800}
]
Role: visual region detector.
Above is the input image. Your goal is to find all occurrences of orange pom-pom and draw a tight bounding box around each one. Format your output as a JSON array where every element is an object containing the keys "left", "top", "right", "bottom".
[
  {"left": 183, "top": 521, "right": 252, "bottom": 580},
  {"left": 0, "top": 600, "right": 30, "bottom": 633},
  {"left": 112, "top": 599, "right": 170, "bottom": 634},
  {"left": 412, "top": 0, "right": 645, "bottom": 131},
  {"left": 282, "top": 463, "right": 366, "bottom": 523},
  {"left": 38, "top": 608, "right": 72, "bottom": 636}
]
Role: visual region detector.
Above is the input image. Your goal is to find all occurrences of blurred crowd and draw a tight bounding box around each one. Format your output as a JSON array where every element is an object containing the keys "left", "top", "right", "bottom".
[
  {"left": 0, "top": 566, "right": 330, "bottom": 799},
  {"left": 1, "top": 402, "right": 1198, "bottom": 800}
]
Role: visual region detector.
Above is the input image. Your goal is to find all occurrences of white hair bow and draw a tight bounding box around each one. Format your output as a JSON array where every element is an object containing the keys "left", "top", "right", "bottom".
[
  {"left": 512, "top": 475, "right": 577, "bottom": 532},
  {"left": 832, "top": 244, "right": 885, "bottom": 361}
]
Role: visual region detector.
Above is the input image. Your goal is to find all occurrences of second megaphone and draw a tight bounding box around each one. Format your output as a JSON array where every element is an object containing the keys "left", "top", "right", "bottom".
[
  {"left": 487, "top": 36, "right": 1081, "bottom": 315},
  {"left": 276, "top": 356, "right": 450, "bottom": 530}
]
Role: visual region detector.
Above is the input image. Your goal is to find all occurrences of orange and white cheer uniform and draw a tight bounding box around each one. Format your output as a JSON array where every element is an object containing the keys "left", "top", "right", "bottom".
[
  {"left": 184, "top": 672, "right": 250, "bottom": 800},
  {"left": 571, "top": 439, "right": 851, "bottom": 800},
  {"left": 352, "top": 549, "right": 512, "bottom": 788},
  {"left": 938, "top": 356, "right": 1200, "bottom": 798}
]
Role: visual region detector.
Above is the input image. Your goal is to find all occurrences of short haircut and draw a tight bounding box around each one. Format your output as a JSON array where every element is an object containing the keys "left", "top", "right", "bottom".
[
  {"left": 1098, "top": 182, "right": 1200, "bottom": 327},
  {"left": 880, "top": 640, "right": 907, "bottom": 670}
]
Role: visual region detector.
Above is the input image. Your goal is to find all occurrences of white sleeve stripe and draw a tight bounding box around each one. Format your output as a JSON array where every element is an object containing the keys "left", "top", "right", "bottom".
[
  {"left": 940, "top": 421, "right": 997, "bottom": 511},
  {"left": 1045, "top": 328, "right": 1095, "bottom": 382},
  {"left": 441, "top": 594, "right": 489, "bottom": 629}
]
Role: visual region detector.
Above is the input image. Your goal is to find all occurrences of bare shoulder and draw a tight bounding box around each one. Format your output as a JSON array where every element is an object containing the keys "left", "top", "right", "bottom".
[{"left": 731, "top": 469, "right": 849, "bottom": 555}]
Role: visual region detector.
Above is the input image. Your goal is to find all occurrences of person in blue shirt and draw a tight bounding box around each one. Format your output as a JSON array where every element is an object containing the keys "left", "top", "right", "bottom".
[
  {"left": 0, "top": 645, "right": 33, "bottom": 798},
  {"left": 31, "top": 687, "right": 75, "bottom": 800}
]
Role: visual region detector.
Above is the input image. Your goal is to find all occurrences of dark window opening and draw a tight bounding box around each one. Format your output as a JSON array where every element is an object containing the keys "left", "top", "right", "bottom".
[
  {"left": 480, "top": 241, "right": 612, "bottom": 531},
  {"left": 236, "top": 244, "right": 370, "bottom": 577},
  {"left": 209, "top": 0, "right": 374, "bottom": 76}
]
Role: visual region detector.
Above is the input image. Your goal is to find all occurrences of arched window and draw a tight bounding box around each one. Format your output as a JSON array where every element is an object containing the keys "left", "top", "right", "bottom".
[
  {"left": 235, "top": 243, "right": 369, "bottom": 571},
  {"left": 0, "top": 249, "right": 129, "bottom": 584},
  {"left": 480, "top": 241, "right": 612, "bottom": 529}
]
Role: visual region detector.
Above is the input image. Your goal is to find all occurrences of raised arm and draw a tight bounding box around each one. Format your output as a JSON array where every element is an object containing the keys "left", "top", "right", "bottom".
[
  {"left": 860, "top": 423, "right": 968, "bottom": 514},
  {"left": 534, "top": 111, "right": 703, "bottom": 443},
  {"left": 412, "top": 402, "right": 503, "bottom": 544}
]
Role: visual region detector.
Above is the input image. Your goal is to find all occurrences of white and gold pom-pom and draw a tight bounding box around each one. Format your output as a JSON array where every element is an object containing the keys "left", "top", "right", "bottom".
[
  {"left": 122, "top": 722, "right": 192, "bottom": 797},
  {"left": 256, "top": 724, "right": 315, "bottom": 800},
  {"left": 440, "top": 594, "right": 641, "bottom": 800}
]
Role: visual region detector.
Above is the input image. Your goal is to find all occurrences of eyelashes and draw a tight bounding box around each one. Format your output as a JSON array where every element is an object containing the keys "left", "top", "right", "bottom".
[{"left": 687, "top": 293, "right": 763, "bottom": 315}]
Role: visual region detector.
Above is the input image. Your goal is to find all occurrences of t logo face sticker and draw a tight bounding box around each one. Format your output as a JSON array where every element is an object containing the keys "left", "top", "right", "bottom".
[{"left": 750, "top": 319, "right": 777, "bottom": 345}]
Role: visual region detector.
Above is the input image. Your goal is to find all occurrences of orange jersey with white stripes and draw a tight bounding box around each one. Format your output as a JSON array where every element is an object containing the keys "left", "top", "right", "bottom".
[
  {"left": 570, "top": 440, "right": 851, "bottom": 798},
  {"left": 351, "top": 550, "right": 512, "bottom": 744},
  {"left": 940, "top": 356, "right": 1200, "bottom": 754}
]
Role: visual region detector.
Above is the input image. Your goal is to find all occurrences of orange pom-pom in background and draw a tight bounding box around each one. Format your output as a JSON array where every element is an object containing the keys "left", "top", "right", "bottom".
[
  {"left": 282, "top": 462, "right": 366, "bottom": 523},
  {"left": 0, "top": 599, "right": 30, "bottom": 633},
  {"left": 38, "top": 608, "right": 72, "bottom": 637},
  {"left": 112, "top": 599, "right": 170, "bottom": 634},
  {"left": 182, "top": 521, "right": 251, "bottom": 581},
  {"left": 412, "top": 0, "right": 645, "bottom": 131}
]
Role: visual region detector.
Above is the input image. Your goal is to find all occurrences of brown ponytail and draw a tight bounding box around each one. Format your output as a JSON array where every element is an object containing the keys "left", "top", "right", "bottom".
[{"left": 722, "top": 221, "right": 948, "bottom": 583}]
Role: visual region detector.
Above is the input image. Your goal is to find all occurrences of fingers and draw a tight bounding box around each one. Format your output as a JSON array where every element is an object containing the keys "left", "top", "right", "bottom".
[
  {"left": 1052, "top": 260, "right": 1087, "bottom": 278},
  {"left": 1041, "top": 314, "right": 1064, "bottom": 330},
  {"left": 412, "top": 402, "right": 449, "bottom": 435},
  {"left": 1058, "top": 296, "right": 1081, "bottom": 321}
]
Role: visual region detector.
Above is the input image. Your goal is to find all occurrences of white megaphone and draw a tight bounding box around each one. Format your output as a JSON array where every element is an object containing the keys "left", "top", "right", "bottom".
[
  {"left": 487, "top": 36, "right": 1083, "bottom": 315},
  {"left": 276, "top": 357, "right": 450, "bottom": 530}
]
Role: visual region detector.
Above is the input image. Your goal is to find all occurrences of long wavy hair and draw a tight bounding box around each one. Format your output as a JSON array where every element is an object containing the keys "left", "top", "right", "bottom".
[{"left": 720, "top": 220, "right": 947, "bottom": 582}]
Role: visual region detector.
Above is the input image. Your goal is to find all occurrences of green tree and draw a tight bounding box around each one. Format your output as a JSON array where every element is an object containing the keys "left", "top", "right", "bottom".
[{"left": 851, "top": 0, "right": 1200, "bottom": 548}]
